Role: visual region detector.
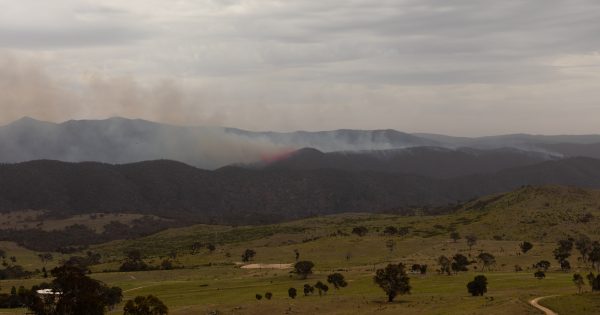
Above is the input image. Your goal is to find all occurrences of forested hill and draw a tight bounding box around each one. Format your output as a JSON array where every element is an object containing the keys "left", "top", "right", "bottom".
[
  {"left": 2, "top": 158, "right": 600, "bottom": 225},
  {"left": 255, "top": 146, "right": 555, "bottom": 178}
]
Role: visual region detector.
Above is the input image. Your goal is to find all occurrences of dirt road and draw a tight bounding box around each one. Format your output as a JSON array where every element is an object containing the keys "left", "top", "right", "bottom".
[{"left": 529, "top": 296, "right": 558, "bottom": 315}]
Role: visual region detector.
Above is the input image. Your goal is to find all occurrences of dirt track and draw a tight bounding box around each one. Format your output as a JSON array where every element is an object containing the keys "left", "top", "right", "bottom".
[{"left": 529, "top": 296, "right": 558, "bottom": 315}]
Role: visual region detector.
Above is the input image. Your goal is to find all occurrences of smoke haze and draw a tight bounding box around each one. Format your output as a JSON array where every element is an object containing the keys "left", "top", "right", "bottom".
[{"left": 1, "top": 1, "right": 600, "bottom": 135}]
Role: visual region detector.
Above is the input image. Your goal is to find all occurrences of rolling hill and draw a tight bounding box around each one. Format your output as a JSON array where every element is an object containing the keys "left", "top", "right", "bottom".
[
  {"left": 93, "top": 185, "right": 600, "bottom": 259},
  {"left": 255, "top": 146, "right": 556, "bottom": 178},
  {"left": 2, "top": 158, "right": 600, "bottom": 226}
]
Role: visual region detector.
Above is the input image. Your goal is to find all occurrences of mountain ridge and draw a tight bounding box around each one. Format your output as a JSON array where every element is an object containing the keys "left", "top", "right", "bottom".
[
  {"left": 2, "top": 117, "right": 600, "bottom": 170},
  {"left": 254, "top": 146, "right": 558, "bottom": 178},
  {"left": 2, "top": 157, "right": 600, "bottom": 225}
]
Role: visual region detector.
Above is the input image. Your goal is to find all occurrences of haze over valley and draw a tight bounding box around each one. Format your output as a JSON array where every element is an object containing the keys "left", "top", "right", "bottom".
[{"left": 3, "top": 117, "right": 600, "bottom": 170}]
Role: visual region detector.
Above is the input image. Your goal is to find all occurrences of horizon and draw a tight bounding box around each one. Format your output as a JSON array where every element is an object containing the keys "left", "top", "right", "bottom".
[{"left": 5, "top": 115, "right": 600, "bottom": 138}]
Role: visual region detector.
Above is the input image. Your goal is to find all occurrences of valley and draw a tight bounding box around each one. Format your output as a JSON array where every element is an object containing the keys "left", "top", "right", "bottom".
[{"left": 1, "top": 186, "right": 599, "bottom": 314}]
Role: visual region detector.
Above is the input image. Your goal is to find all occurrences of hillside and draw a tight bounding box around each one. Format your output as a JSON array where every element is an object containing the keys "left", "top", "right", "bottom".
[
  {"left": 415, "top": 132, "right": 600, "bottom": 148},
  {"left": 539, "top": 142, "right": 600, "bottom": 159},
  {"left": 93, "top": 185, "right": 600, "bottom": 258},
  {"left": 3, "top": 185, "right": 600, "bottom": 314},
  {"left": 0, "top": 159, "right": 440, "bottom": 224},
  {"left": 454, "top": 185, "right": 600, "bottom": 241},
  {"left": 2, "top": 156, "right": 600, "bottom": 253},
  {"left": 3, "top": 158, "right": 600, "bottom": 227},
  {"left": 257, "top": 147, "right": 555, "bottom": 178}
]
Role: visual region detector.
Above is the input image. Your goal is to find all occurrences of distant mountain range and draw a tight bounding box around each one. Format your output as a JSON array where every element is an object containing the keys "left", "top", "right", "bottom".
[
  {"left": 2, "top": 117, "right": 600, "bottom": 225},
  {"left": 2, "top": 117, "right": 600, "bottom": 169},
  {"left": 2, "top": 157, "right": 600, "bottom": 225}
]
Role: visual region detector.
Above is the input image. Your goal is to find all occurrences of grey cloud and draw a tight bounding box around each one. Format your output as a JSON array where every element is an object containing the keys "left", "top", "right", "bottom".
[
  {"left": 1, "top": 0, "right": 600, "bottom": 135},
  {"left": 0, "top": 26, "right": 148, "bottom": 49},
  {"left": 0, "top": 2, "right": 149, "bottom": 49},
  {"left": 241, "top": 1, "right": 600, "bottom": 52}
]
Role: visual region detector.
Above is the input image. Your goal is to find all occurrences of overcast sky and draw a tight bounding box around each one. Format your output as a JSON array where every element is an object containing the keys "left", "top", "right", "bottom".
[{"left": 1, "top": 0, "right": 600, "bottom": 135}]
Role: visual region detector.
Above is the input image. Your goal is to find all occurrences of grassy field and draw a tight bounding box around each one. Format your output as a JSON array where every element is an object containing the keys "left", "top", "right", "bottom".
[
  {"left": 1, "top": 186, "right": 600, "bottom": 314},
  {"left": 0, "top": 263, "right": 592, "bottom": 314},
  {"left": 0, "top": 241, "right": 66, "bottom": 271},
  {"left": 541, "top": 293, "right": 600, "bottom": 315},
  {"left": 1, "top": 233, "right": 597, "bottom": 314},
  {"left": 0, "top": 211, "right": 164, "bottom": 233}
]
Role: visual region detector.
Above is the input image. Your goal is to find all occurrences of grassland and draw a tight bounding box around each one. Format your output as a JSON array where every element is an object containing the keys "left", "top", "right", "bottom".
[
  {"left": 0, "top": 241, "right": 67, "bottom": 271},
  {"left": 1, "top": 186, "right": 600, "bottom": 314},
  {"left": 540, "top": 293, "right": 600, "bottom": 315},
  {"left": 0, "top": 211, "right": 165, "bottom": 233}
]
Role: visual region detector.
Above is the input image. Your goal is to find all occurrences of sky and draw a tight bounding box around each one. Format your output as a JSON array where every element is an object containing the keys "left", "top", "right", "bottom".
[{"left": 1, "top": 0, "right": 600, "bottom": 136}]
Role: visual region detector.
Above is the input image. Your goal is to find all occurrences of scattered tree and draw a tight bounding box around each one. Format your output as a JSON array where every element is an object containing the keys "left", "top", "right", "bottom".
[
  {"left": 410, "top": 264, "right": 428, "bottom": 275},
  {"left": 520, "top": 241, "right": 533, "bottom": 254},
  {"left": 451, "top": 254, "right": 470, "bottom": 273},
  {"left": 288, "top": 287, "right": 297, "bottom": 299},
  {"left": 119, "top": 250, "right": 148, "bottom": 272},
  {"left": 105, "top": 287, "right": 123, "bottom": 311},
  {"left": 534, "top": 271, "right": 546, "bottom": 280},
  {"left": 467, "top": 275, "right": 488, "bottom": 296},
  {"left": 535, "top": 260, "right": 551, "bottom": 272},
  {"left": 575, "top": 236, "right": 592, "bottom": 263},
  {"left": 560, "top": 259, "right": 571, "bottom": 272},
  {"left": 303, "top": 284, "right": 314, "bottom": 296},
  {"left": 191, "top": 242, "right": 202, "bottom": 254},
  {"left": 314, "top": 281, "right": 328, "bottom": 296},
  {"left": 476, "top": 253, "right": 496, "bottom": 271},
  {"left": 553, "top": 239, "right": 573, "bottom": 270},
  {"left": 294, "top": 249, "right": 300, "bottom": 261},
  {"left": 327, "top": 273, "right": 348, "bottom": 289},
  {"left": 384, "top": 226, "right": 399, "bottom": 235},
  {"left": 255, "top": 294, "right": 262, "bottom": 301},
  {"left": 590, "top": 242, "right": 600, "bottom": 271},
  {"left": 265, "top": 292, "right": 272, "bottom": 300},
  {"left": 373, "top": 263, "right": 411, "bottom": 302},
  {"left": 411, "top": 264, "right": 421, "bottom": 273},
  {"left": 26, "top": 264, "right": 123, "bottom": 315},
  {"left": 37, "top": 253, "right": 53, "bottom": 267},
  {"left": 586, "top": 272, "right": 600, "bottom": 291},
  {"left": 573, "top": 273, "right": 585, "bottom": 294},
  {"left": 241, "top": 249, "right": 256, "bottom": 262},
  {"left": 352, "top": 226, "right": 368, "bottom": 237},
  {"left": 437, "top": 255, "right": 451, "bottom": 275},
  {"left": 293, "top": 261, "right": 315, "bottom": 279},
  {"left": 466, "top": 234, "right": 477, "bottom": 251}
]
